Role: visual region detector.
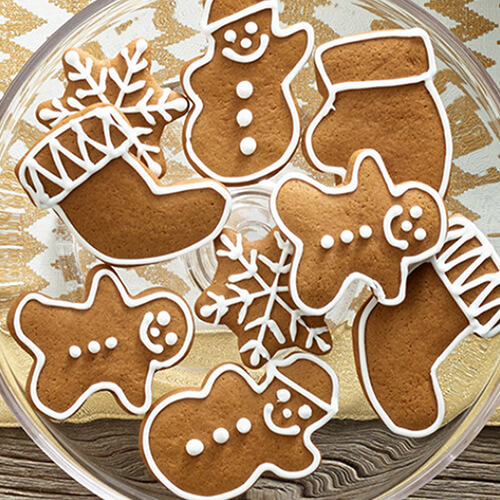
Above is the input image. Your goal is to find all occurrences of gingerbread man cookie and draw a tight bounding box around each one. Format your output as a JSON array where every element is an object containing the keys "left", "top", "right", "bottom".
[
  {"left": 354, "top": 215, "right": 500, "bottom": 437},
  {"left": 141, "top": 352, "right": 338, "bottom": 499},
  {"left": 17, "top": 103, "right": 231, "bottom": 266},
  {"left": 303, "top": 29, "right": 452, "bottom": 196},
  {"left": 182, "top": 0, "right": 314, "bottom": 184},
  {"left": 37, "top": 38, "right": 189, "bottom": 177},
  {"left": 271, "top": 149, "right": 448, "bottom": 315},
  {"left": 7, "top": 266, "right": 194, "bottom": 420},
  {"left": 195, "top": 229, "right": 332, "bottom": 368}
]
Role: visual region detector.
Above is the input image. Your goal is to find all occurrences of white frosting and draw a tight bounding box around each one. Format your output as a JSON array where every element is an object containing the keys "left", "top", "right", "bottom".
[
  {"left": 383, "top": 205, "right": 409, "bottom": 251},
  {"left": 222, "top": 34, "right": 270, "bottom": 63},
  {"left": 157, "top": 310, "right": 171, "bottom": 326},
  {"left": 359, "top": 225, "right": 372, "bottom": 239},
  {"left": 105, "top": 336, "right": 118, "bottom": 349},
  {"left": 236, "top": 417, "right": 252, "bottom": 434},
  {"left": 303, "top": 29, "right": 453, "bottom": 198},
  {"left": 69, "top": 345, "right": 81, "bottom": 359},
  {"left": 414, "top": 228, "right": 427, "bottom": 241},
  {"left": 224, "top": 29, "right": 237, "bottom": 43},
  {"left": 410, "top": 206, "right": 423, "bottom": 219},
  {"left": 241, "top": 38, "right": 252, "bottom": 49},
  {"left": 401, "top": 220, "right": 413, "bottom": 232},
  {"left": 245, "top": 21, "right": 258, "bottom": 34},
  {"left": 263, "top": 403, "right": 300, "bottom": 436},
  {"left": 340, "top": 230, "right": 354, "bottom": 244},
  {"left": 88, "top": 340, "right": 101, "bottom": 354},
  {"left": 298, "top": 404, "right": 312, "bottom": 419},
  {"left": 277, "top": 388, "right": 291, "bottom": 403},
  {"left": 140, "top": 312, "right": 164, "bottom": 354},
  {"left": 240, "top": 137, "right": 257, "bottom": 156},
  {"left": 186, "top": 439, "right": 204, "bottom": 457},
  {"left": 165, "top": 332, "right": 178, "bottom": 346},
  {"left": 320, "top": 235, "right": 334, "bottom": 250},
  {"left": 236, "top": 109, "right": 253, "bottom": 127},
  {"left": 150, "top": 327, "right": 160, "bottom": 338},
  {"left": 236, "top": 80, "right": 253, "bottom": 99},
  {"left": 213, "top": 427, "right": 230, "bottom": 444},
  {"left": 282, "top": 408, "right": 292, "bottom": 419}
]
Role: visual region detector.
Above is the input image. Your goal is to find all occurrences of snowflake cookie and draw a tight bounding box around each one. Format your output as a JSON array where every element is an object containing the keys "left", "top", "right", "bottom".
[
  {"left": 195, "top": 229, "right": 332, "bottom": 368},
  {"left": 7, "top": 266, "right": 194, "bottom": 420},
  {"left": 37, "top": 38, "right": 189, "bottom": 178}
]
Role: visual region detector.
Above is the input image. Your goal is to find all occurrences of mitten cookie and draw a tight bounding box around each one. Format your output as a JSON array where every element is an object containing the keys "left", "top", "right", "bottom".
[
  {"left": 141, "top": 352, "right": 338, "bottom": 499},
  {"left": 17, "top": 103, "right": 231, "bottom": 266},
  {"left": 304, "top": 28, "right": 452, "bottom": 196},
  {"left": 182, "top": 0, "right": 314, "bottom": 184},
  {"left": 195, "top": 229, "right": 332, "bottom": 368},
  {"left": 37, "top": 38, "right": 189, "bottom": 177},
  {"left": 271, "top": 149, "right": 447, "bottom": 315},
  {"left": 354, "top": 215, "right": 500, "bottom": 437},
  {"left": 7, "top": 266, "right": 194, "bottom": 420}
]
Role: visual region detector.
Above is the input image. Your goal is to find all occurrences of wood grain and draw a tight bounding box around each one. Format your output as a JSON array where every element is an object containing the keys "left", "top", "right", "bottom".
[{"left": 0, "top": 420, "right": 496, "bottom": 499}]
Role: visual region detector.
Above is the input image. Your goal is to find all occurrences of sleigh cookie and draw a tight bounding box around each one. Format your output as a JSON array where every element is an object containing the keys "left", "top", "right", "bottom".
[
  {"left": 354, "top": 215, "right": 500, "bottom": 437},
  {"left": 141, "top": 352, "right": 338, "bottom": 500},
  {"left": 17, "top": 103, "right": 231, "bottom": 266},
  {"left": 303, "top": 28, "right": 452, "bottom": 196},
  {"left": 182, "top": 0, "right": 314, "bottom": 184},
  {"left": 271, "top": 149, "right": 447, "bottom": 315},
  {"left": 7, "top": 266, "right": 194, "bottom": 420}
]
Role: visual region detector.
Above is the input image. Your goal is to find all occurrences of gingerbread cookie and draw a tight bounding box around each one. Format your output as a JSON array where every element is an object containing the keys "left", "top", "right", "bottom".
[
  {"left": 195, "top": 229, "right": 332, "bottom": 368},
  {"left": 17, "top": 103, "right": 231, "bottom": 266},
  {"left": 354, "top": 215, "right": 500, "bottom": 437},
  {"left": 304, "top": 28, "right": 452, "bottom": 196},
  {"left": 182, "top": 0, "right": 314, "bottom": 184},
  {"left": 271, "top": 149, "right": 448, "bottom": 315},
  {"left": 141, "top": 352, "right": 338, "bottom": 499},
  {"left": 37, "top": 38, "right": 189, "bottom": 177},
  {"left": 7, "top": 266, "right": 194, "bottom": 420}
]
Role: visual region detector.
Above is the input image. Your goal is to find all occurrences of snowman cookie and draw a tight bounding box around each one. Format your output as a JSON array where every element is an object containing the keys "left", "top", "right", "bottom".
[
  {"left": 182, "top": 0, "right": 314, "bottom": 184},
  {"left": 17, "top": 103, "right": 232, "bottom": 266},
  {"left": 304, "top": 29, "right": 452, "bottom": 196},
  {"left": 271, "top": 149, "right": 448, "bottom": 315},
  {"left": 7, "top": 266, "right": 194, "bottom": 420},
  {"left": 141, "top": 352, "right": 338, "bottom": 499},
  {"left": 354, "top": 215, "right": 500, "bottom": 437},
  {"left": 37, "top": 38, "right": 189, "bottom": 178}
]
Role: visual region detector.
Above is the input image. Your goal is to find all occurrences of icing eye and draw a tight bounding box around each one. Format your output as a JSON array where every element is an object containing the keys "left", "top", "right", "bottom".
[
  {"left": 321, "top": 235, "right": 334, "bottom": 249},
  {"left": 105, "top": 336, "right": 118, "bottom": 349},
  {"left": 414, "top": 228, "right": 427, "bottom": 241},
  {"left": 401, "top": 220, "right": 413, "bottom": 232},
  {"left": 410, "top": 206, "right": 423, "bottom": 219},
  {"left": 276, "top": 388, "right": 291, "bottom": 403},
  {"left": 245, "top": 21, "right": 258, "bottom": 34},
  {"left": 298, "top": 404, "right": 312, "bottom": 419},
  {"left": 157, "top": 310, "right": 170, "bottom": 326},
  {"left": 224, "top": 29, "right": 237, "bottom": 43},
  {"left": 240, "top": 37, "right": 252, "bottom": 49},
  {"left": 165, "top": 332, "right": 178, "bottom": 346}
]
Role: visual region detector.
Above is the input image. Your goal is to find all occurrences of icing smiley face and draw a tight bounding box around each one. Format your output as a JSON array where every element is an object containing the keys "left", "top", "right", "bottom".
[{"left": 140, "top": 309, "right": 180, "bottom": 355}]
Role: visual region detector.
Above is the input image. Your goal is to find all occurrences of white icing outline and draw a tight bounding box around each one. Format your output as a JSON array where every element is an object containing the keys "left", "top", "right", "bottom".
[
  {"left": 270, "top": 149, "right": 448, "bottom": 316},
  {"left": 356, "top": 216, "right": 500, "bottom": 437},
  {"left": 182, "top": 0, "right": 314, "bottom": 184},
  {"left": 18, "top": 105, "right": 232, "bottom": 266},
  {"left": 141, "top": 352, "right": 338, "bottom": 500},
  {"left": 263, "top": 403, "right": 300, "bottom": 435},
  {"left": 11, "top": 267, "right": 194, "bottom": 420},
  {"left": 303, "top": 28, "right": 452, "bottom": 197}
]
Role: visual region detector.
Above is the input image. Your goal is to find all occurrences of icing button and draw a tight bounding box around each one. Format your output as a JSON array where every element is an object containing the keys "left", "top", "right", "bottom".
[
  {"left": 105, "top": 337, "right": 118, "bottom": 349},
  {"left": 236, "top": 109, "right": 253, "bottom": 128},
  {"left": 88, "top": 340, "right": 101, "bottom": 354},
  {"left": 213, "top": 427, "right": 230, "bottom": 444},
  {"left": 340, "top": 230, "right": 354, "bottom": 244},
  {"left": 240, "top": 137, "right": 257, "bottom": 156},
  {"left": 165, "top": 332, "right": 178, "bottom": 346},
  {"left": 236, "top": 417, "right": 252, "bottom": 434},
  {"left": 359, "top": 225, "right": 372, "bottom": 239},
  {"left": 69, "top": 345, "right": 82, "bottom": 359},
  {"left": 236, "top": 81, "right": 253, "bottom": 99},
  {"left": 186, "top": 439, "right": 204, "bottom": 457},
  {"left": 321, "top": 235, "right": 334, "bottom": 250}
]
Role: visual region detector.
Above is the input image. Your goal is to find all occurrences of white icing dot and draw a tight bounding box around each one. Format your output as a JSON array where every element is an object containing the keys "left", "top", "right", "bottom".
[
  {"left": 64, "top": 50, "right": 80, "bottom": 66},
  {"left": 414, "top": 228, "right": 427, "bottom": 241},
  {"left": 236, "top": 109, "right": 253, "bottom": 127},
  {"left": 321, "top": 235, "right": 334, "bottom": 250},
  {"left": 401, "top": 220, "right": 413, "bottom": 232},
  {"left": 200, "top": 305, "right": 211, "bottom": 318},
  {"left": 236, "top": 80, "right": 253, "bottom": 99},
  {"left": 240, "top": 37, "right": 252, "bottom": 49},
  {"left": 282, "top": 408, "right": 292, "bottom": 419},
  {"left": 298, "top": 404, "right": 313, "bottom": 420},
  {"left": 185, "top": 439, "right": 204, "bottom": 457},
  {"left": 240, "top": 137, "right": 257, "bottom": 156},
  {"left": 245, "top": 21, "right": 258, "bottom": 34},
  {"left": 213, "top": 427, "right": 229, "bottom": 444},
  {"left": 165, "top": 332, "right": 178, "bottom": 346},
  {"left": 277, "top": 389, "right": 291, "bottom": 403},
  {"left": 88, "top": 341, "right": 101, "bottom": 354},
  {"left": 340, "top": 230, "right": 354, "bottom": 244},
  {"left": 359, "top": 225, "right": 372, "bottom": 239},
  {"left": 69, "top": 345, "right": 81, "bottom": 359},
  {"left": 157, "top": 310, "right": 171, "bottom": 326},
  {"left": 236, "top": 417, "right": 252, "bottom": 434},
  {"left": 105, "top": 337, "right": 118, "bottom": 349},
  {"left": 224, "top": 29, "right": 237, "bottom": 43},
  {"left": 150, "top": 327, "right": 161, "bottom": 338},
  {"left": 410, "top": 206, "right": 423, "bottom": 219}
]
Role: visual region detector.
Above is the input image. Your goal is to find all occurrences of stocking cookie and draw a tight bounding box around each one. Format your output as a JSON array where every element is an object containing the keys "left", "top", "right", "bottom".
[
  {"left": 304, "top": 29, "right": 452, "bottom": 196},
  {"left": 141, "top": 352, "right": 338, "bottom": 499},
  {"left": 354, "top": 215, "right": 500, "bottom": 437},
  {"left": 182, "top": 0, "right": 314, "bottom": 184},
  {"left": 37, "top": 38, "right": 189, "bottom": 177},
  {"left": 195, "top": 229, "right": 332, "bottom": 368},
  {"left": 17, "top": 103, "right": 231, "bottom": 266},
  {"left": 271, "top": 149, "right": 447, "bottom": 315},
  {"left": 7, "top": 266, "right": 194, "bottom": 419}
]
